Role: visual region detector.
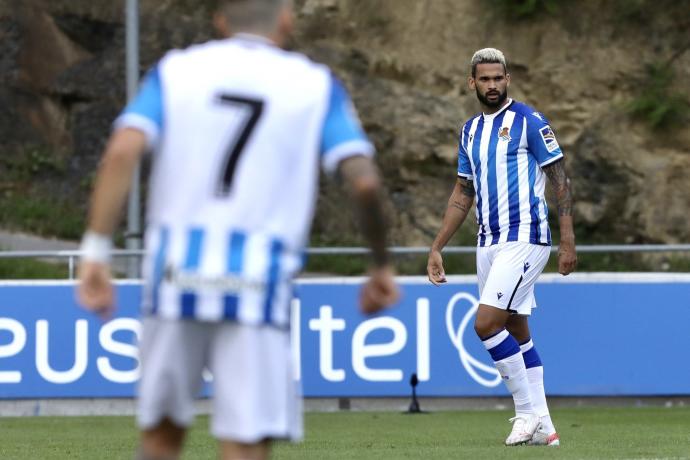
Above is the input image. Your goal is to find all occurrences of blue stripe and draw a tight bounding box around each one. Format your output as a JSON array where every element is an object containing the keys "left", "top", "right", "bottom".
[
  {"left": 223, "top": 231, "right": 246, "bottom": 320},
  {"left": 486, "top": 111, "right": 507, "bottom": 245},
  {"left": 263, "top": 239, "right": 284, "bottom": 324},
  {"left": 506, "top": 116, "right": 523, "bottom": 242},
  {"left": 543, "top": 199, "right": 552, "bottom": 245},
  {"left": 527, "top": 155, "right": 540, "bottom": 244},
  {"left": 457, "top": 122, "right": 473, "bottom": 177},
  {"left": 522, "top": 346, "right": 543, "bottom": 369},
  {"left": 180, "top": 228, "right": 205, "bottom": 318},
  {"left": 471, "top": 117, "right": 486, "bottom": 246},
  {"left": 151, "top": 227, "right": 170, "bottom": 315},
  {"left": 487, "top": 334, "right": 521, "bottom": 362}
]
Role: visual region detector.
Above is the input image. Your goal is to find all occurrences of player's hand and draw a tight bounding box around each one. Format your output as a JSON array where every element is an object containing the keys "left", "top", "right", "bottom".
[
  {"left": 427, "top": 249, "right": 447, "bottom": 285},
  {"left": 77, "top": 261, "right": 115, "bottom": 320},
  {"left": 558, "top": 240, "right": 577, "bottom": 275},
  {"left": 360, "top": 265, "right": 399, "bottom": 315}
]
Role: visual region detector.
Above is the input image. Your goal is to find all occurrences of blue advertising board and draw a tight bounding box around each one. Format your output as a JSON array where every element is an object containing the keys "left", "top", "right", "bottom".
[{"left": 1, "top": 274, "right": 689, "bottom": 399}]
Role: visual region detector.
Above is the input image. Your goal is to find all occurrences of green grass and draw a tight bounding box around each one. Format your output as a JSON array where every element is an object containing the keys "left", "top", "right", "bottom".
[{"left": 1, "top": 407, "right": 689, "bottom": 459}]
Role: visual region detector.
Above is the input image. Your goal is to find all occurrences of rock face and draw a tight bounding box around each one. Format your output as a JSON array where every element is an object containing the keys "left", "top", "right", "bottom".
[{"left": 1, "top": 0, "right": 689, "bottom": 246}]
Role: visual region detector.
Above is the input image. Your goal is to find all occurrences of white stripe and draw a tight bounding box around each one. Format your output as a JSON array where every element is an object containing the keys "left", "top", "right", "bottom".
[
  {"left": 495, "top": 111, "right": 515, "bottom": 243},
  {"left": 535, "top": 171, "right": 549, "bottom": 243},
  {"left": 113, "top": 113, "right": 160, "bottom": 149},
  {"left": 159, "top": 226, "right": 186, "bottom": 319},
  {"left": 237, "top": 234, "right": 269, "bottom": 324},
  {"left": 482, "top": 329, "right": 509, "bottom": 350},
  {"left": 517, "top": 117, "right": 532, "bottom": 242},
  {"left": 194, "top": 226, "right": 224, "bottom": 321},
  {"left": 519, "top": 339, "right": 534, "bottom": 353},
  {"left": 465, "top": 117, "right": 481, "bottom": 175},
  {"left": 322, "top": 140, "right": 375, "bottom": 174},
  {"left": 478, "top": 117, "right": 493, "bottom": 244},
  {"left": 540, "top": 153, "right": 563, "bottom": 167},
  {"left": 466, "top": 117, "right": 482, "bottom": 228},
  {"left": 140, "top": 229, "right": 158, "bottom": 314}
]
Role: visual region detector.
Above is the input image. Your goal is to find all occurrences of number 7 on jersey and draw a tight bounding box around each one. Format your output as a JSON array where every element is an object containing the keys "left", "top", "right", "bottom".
[{"left": 215, "top": 94, "right": 265, "bottom": 197}]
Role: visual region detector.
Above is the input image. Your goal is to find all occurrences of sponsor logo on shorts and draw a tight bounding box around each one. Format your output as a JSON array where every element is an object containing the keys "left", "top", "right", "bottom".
[
  {"left": 497, "top": 292, "right": 504, "bottom": 300},
  {"left": 523, "top": 261, "right": 530, "bottom": 273}
]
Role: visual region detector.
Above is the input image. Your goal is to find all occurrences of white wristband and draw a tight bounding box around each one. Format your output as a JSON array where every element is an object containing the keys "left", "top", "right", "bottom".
[{"left": 80, "top": 231, "right": 113, "bottom": 264}]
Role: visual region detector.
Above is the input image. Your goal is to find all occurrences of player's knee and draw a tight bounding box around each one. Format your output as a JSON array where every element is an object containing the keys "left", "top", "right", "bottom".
[{"left": 474, "top": 318, "right": 501, "bottom": 339}]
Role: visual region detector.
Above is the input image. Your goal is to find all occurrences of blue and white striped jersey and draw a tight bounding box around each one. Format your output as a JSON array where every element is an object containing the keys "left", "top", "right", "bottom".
[
  {"left": 114, "top": 34, "right": 374, "bottom": 327},
  {"left": 458, "top": 99, "right": 563, "bottom": 247}
]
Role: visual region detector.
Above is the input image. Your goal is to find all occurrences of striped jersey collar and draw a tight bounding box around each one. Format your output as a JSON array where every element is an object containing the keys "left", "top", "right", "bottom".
[{"left": 482, "top": 98, "right": 513, "bottom": 120}]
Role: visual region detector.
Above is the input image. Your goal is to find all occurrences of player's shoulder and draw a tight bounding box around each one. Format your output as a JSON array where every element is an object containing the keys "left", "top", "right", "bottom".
[
  {"left": 509, "top": 100, "right": 550, "bottom": 125},
  {"left": 160, "top": 38, "right": 328, "bottom": 76},
  {"left": 460, "top": 113, "right": 482, "bottom": 132}
]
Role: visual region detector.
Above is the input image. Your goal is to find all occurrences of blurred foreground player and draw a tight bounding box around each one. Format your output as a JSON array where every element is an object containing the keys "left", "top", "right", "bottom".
[
  {"left": 427, "top": 48, "right": 576, "bottom": 446},
  {"left": 76, "top": 0, "right": 399, "bottom": 459}
]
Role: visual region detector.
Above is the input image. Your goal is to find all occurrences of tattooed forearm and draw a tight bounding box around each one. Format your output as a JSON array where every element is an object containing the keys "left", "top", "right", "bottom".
[
  {"left": 544, "top": 159, "right": 573, "bottom": 216},
  {"left": 451, "top": 200, "right": 470, "bottom": 213},
  {"left": 459, "top": 177, "right": 476, "bottom": 198}
]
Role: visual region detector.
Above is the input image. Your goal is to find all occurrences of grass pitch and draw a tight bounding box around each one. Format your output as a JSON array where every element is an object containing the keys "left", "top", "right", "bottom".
[{"left": 0, "top": 407, "right": 688, "bottom": 459}]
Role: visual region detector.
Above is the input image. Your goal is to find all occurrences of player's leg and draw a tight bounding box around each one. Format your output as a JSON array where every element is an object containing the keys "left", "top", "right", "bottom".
[
  {"left": 136, "top": 418, "right": 186, "bottom": 459},
  {"left": 136, "top": 318, "right": 210, "bottom": 459},
  {"left": 474, "top": 244, "right": 538, "bottom": 445},
  {"left": 211, "top": 322, "right": 303, "bottom": 460},
  {"left": 506, "top": 315, "right": 560, "bottom": 446},
  {"left": 219, "top": 439, "right": 270, "bottom": 460}
]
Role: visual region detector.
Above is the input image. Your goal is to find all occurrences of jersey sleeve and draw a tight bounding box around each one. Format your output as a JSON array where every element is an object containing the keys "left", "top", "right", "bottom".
[
  {"left": 525, "top": 111, "right": 563, "bottom": 167},
  {"left": 457, "top": 123, "right": 473, "bottom": 179},
  {"left": 320, "top": 75, "right": 375, "bottom": 174},
  {"left": 113, "top": 65, "right": 164, "bottom": 148}
]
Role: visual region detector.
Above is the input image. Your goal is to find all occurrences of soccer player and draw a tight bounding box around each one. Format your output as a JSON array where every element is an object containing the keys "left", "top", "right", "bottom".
[
  {"left": 426, "top": 48, "right": 577, "bottom": 446},
  {"left": 76, "top": 1, "right": 399, "bottom": 459}
]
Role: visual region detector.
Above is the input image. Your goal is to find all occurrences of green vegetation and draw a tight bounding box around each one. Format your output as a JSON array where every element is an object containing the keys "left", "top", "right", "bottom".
[
  {"left": 0, "top": 257, "right": 69, "bottom": 279},
  {"left": 0, "top": 194, "right": 85, "bottom": 241},
  {"left": 1, "top": 407, "right": 689, "bottom": 459},
  {"left": 628, "top": 61, "right": 690, "bottom": 129},
  {"left": 0, "top": 145, "right": 85, "bottom": 240}
]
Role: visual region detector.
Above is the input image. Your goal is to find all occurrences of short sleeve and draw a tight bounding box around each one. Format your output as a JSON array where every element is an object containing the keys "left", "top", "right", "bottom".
[
  {"left": 525, "top": 111, "right": 563, "bottom": 167},
  {"left": 113, "top": 65, "right": 164, "bottom": 148},
  {"left": 457, "top": 123, "right": 473, "bottom": 179},
  {"left": 320, "top": 75, "right": 375, "bottom": 174}
]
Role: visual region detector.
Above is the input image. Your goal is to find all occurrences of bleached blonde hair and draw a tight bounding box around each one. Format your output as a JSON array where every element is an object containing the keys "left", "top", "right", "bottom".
[{"left": 471, "top": 48, "right": 507, "bottom": 77}]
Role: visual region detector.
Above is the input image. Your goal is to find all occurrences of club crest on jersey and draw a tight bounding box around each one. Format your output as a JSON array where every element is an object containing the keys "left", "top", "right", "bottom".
[
  {"left": 539, "top": 125, "right": 560, "bottom": 153},
  {"left": 498, "top": 126, "right": 511, "bottom": 141}
]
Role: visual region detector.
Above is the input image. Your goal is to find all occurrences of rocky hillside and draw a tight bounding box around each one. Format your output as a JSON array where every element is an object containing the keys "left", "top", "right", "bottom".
[{"left": 1, "top": 0, "right": 689, "bottom": 248}]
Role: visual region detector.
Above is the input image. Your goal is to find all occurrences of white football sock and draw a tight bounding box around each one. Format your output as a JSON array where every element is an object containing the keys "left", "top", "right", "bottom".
[
  {"left": 521, "top": 339, "right": 556, "bottom": 433},
  {"left": 483, "top": 329, "right": 533, "bottom": 415}
]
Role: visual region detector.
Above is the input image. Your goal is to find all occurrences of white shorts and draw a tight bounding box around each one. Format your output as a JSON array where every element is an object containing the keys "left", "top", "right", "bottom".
[
  {"left": 137, "top": 317, "right": 303, "bottom": 443},
  {"left": 477, "top": 241, "right": 550, "bottom": 315}
]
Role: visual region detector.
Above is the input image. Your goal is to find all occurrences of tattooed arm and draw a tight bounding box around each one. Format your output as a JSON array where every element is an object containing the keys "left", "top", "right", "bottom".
[
  {"left": 427, "top": 177, "right": 475, "bottom": 285},
  {"left": 543, "top": 158, "right": 577, "bottom": 275},
  {"left": 338, "top": 155, "right": 399, "bottom": 313}
]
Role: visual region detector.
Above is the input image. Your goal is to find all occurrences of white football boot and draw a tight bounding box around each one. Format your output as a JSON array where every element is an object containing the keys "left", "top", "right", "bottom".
[
  {"left": 505, "top": 413, "right": 540, "bottom": 446},
  {"left": 528, "top": 426, "right": 561, "bottom": 446}
]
